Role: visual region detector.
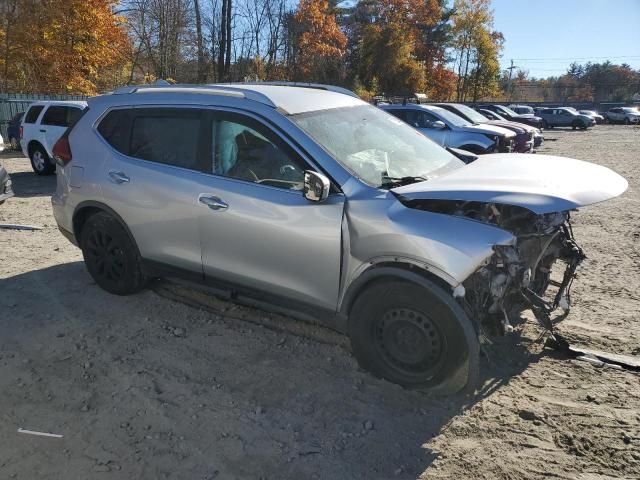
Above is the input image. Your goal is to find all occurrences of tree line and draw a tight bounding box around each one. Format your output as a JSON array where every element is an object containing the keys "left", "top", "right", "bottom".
[{"left": 2, "top": 0, "right": 638, "bottom": 104}]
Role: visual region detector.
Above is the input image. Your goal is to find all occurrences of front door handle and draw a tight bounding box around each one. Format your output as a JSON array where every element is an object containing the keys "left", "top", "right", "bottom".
[
  {"left": 39, "top": 129, "right": 46, "bottom": 133},
  {"left": 199, "top": 194, "right": 228, "bottom": 211},
  {"left": 108, "top": 170, "right": 130, "bottom": 184}
]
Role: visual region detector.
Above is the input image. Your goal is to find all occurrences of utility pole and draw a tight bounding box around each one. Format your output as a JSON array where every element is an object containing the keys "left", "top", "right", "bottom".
[{"left": 507, "top": 59, "right": 518, "bottom": 102}]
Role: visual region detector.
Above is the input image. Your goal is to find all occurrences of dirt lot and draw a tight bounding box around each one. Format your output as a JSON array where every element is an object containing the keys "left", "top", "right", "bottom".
[{"left": 1, "top": 125, "right": 639, "bottom": 480}]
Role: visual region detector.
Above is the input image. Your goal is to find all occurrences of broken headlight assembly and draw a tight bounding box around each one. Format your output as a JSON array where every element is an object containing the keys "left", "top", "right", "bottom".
[{"left": 462, "top": 209, "right": 585, "bottom": 336}]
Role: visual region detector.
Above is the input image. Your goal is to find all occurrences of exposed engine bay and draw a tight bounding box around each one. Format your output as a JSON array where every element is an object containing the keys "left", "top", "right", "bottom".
[{"left": 404, "top": 199, "right": 586, "bottom": 336}]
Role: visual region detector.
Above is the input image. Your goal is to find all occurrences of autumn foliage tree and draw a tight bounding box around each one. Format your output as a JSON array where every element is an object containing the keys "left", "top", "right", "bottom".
[
  {"left": 1, "top": 0, "right": 130, "bottom": 94},
  {"left": 291, "top": 0, "right": 346, "bottom": 83}
]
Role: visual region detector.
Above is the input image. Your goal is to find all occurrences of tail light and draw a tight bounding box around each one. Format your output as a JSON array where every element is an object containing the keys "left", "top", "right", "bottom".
[
  {"left": 19, "top": 126, "right": 23, "bottom": 139},
  {"left": 51, "top": 107, "right": 88, "bottom": 166},
  {"left": 52, "top": 133, "right": 72, "bottom": 165}
]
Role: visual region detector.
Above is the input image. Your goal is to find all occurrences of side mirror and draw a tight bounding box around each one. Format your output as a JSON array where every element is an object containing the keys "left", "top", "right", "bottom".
[
  {"left": 303, "top": 171, "right": 330, "bottom": 203},
  {"left": 432, "top": 120, "right": 446, "bottom": 130}
]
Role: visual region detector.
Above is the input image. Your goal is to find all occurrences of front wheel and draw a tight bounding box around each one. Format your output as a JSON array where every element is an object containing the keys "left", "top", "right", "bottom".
[
  {"left": 80, "top": 212, "right": 148, "bottom": 295},
  {"left": 625, "top": 118, "right": 630, "bottom": 125},
  {"left": 9, "top": 136, "right": 19, "bottom": 150},
  {"left": 348, "top": 279, "right": 478, "bottom": 394}
]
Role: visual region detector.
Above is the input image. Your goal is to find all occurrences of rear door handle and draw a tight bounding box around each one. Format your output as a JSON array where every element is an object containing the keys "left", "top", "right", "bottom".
[
  {"left": 39, "top": 129, "right": 46, "bottom": 133},
  {"left": 199, "top": 194, "right": 228, "bottom": 211},
  {"left": 108, "top": 170, "right": 130, "bottom": 184}
]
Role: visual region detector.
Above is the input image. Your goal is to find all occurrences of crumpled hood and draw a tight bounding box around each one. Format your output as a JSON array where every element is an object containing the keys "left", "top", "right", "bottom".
[{"left": 392, "top": 154, "right": 628, "bottom": 214}]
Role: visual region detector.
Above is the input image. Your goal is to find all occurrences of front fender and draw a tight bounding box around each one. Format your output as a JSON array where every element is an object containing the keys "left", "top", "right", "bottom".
[{"left": 343, "top": 199, "right": 516, "bottom": 292}]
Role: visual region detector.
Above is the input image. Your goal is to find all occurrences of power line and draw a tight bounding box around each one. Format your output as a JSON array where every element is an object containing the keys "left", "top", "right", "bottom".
[{"left": 510, "top": 55, "right": 640, "bottom": 61}]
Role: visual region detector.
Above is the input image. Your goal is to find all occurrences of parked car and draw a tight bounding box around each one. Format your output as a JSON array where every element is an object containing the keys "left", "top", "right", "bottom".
[
  {"left": 20, "top": 100, "right": 88, "bottom": 174},
  {"left": 476, "top": 108, "right": 544, "bottom": 148},
  {"left": 0, "top": 162, "right": 14, "bottom": 205},
  {"left": 578, "top": 110, "right": 604, "bottom": 124},
  {"left": 6, "top": 111, "right": 24, "bottom": 150},
  {"left": 538, "top": 107, "right": 595, "bottom": 130},
  {"left": 508, "top": 104, "right": 534, "bottom": 115},
  {"left": 51, "top": 83, "right": 628, "bottom": 393},
  {"left": 604, "top": 107, "right": 640, "bottom": 124},
  {"left": 478, "top": 104, "right": 544, "bottom": 129},
  {"left": 434, "top": 103, "right": 540, "bottom": 153},
  {"left": 380, "top": 104, "right": 517, "bottom": 154}
]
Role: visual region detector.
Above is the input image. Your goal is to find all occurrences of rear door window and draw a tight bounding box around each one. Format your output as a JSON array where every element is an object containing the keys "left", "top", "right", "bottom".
[
  {"left": 41, "top": 106, "right": 83, "bottom": 127},
  {"left": 129, "top": 109, "right": 203, "bottom": 170},
  {"left": 24, "top": 105, "right": 45, "bottom": 124}
]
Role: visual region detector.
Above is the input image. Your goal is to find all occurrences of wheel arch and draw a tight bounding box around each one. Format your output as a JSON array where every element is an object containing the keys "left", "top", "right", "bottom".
[
  {"left": 339, "top": 262, "right": 456, "bottom": 318},
  {"left": 27, "top": 140, "right": 45, "bottom": 156},
  {"left": 73, "top": 201, "right": 139, "bottom": 252}
]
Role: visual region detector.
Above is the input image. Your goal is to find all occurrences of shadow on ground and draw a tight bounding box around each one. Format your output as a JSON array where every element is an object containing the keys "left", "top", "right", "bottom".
[
  {"left": 5, "top": 168, "right": 56, "bottom": 198},
  {"left": 0, "top": 261, "right": 558, "bottom": 479}
]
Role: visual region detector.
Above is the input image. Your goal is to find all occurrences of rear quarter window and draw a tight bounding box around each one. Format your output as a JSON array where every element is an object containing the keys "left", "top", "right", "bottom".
[{"left": 24, "top": 105, "right": 45, "bottom": 124}]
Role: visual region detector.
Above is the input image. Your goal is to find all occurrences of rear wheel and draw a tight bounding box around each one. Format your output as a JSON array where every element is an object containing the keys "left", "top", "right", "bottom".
[
  {"left": 348, "top": 279, "right": 478, "bottom": 394},
  {"left": 80, "top": 212, "right": 147, "bottom": 295},
  {"left": 29, "top": 144, "right": 55, "bottom": 175},
  {"left": 542, "top": 120, "right": 548, "bottom": 129},
  {"left": 9, "top": 136, "right": 19, "bottom": 150}
]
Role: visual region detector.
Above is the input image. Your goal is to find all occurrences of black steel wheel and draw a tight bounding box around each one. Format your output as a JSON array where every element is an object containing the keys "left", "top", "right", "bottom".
[
  {"left": 373, "top": 307, "right": 446, "bottom": 382},
  {"left": 80, "top": 212, "right": 147, "bottom": 295},
  {"left": 348, "top": 279, "right": 478, "bottom": 394}
]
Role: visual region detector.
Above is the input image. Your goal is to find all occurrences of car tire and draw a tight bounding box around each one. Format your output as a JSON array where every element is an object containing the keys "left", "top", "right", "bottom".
[
  {"left": 348, "top": 279, "right": 478, "bottom": 395},
  {"left": 80, "top": 212, "right": 148, "bottom": 295},
  {"left": 29, "top": 144, "right": 55, "bottom": 175},
  {"left": 9, "top": 136, "right": 19, "bottom": 150},
  {"left": 542, "top": 120, "right": 548, "bottom": 129},
  {"left": 625, "top": 118, "right": 630, "bottom": 125}
]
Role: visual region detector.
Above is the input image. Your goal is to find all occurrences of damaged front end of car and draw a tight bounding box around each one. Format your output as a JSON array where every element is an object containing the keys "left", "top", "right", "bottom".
[
  {"left": 402, "top": 199, "right": 587, "bottom": 335},
  {"left": 391, "top": 154, "right": 628, "bottom": 337}
]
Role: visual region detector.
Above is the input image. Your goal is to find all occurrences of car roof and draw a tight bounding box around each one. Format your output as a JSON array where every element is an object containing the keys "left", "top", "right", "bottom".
[
  {"left": 28, "top": 100, "right": 88, "bottom": 108},
  {"left": 102, "top": 83, "right": 364, "bottom": 115}
]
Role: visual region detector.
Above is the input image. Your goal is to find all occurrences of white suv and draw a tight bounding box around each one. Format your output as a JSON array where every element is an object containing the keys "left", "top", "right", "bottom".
[{"left": 21, "top": 100, "right": 87, "bottom": 174}]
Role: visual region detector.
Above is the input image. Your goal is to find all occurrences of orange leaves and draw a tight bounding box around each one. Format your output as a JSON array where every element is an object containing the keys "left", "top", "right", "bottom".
[
  {"left": 2, "top": 0, "right": 130, "bottom": 94},
  {"left": 293, "top": 0, "right": 347, "bottom": 80}
]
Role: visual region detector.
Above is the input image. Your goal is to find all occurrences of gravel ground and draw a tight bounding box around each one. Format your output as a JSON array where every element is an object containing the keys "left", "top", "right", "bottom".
[{"left": 1, "top": 125, "right": 639, "bottom": 479}]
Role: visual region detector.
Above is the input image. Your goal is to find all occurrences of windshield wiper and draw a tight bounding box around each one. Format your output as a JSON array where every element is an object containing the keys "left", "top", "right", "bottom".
[{"left": 381, "top": 175, "right": 429, "bottom": 187}]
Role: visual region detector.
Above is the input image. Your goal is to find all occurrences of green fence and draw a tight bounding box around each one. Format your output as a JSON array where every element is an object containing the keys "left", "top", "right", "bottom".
[{"left": 0, "top": 93, "right": 88, "bottom": 142}]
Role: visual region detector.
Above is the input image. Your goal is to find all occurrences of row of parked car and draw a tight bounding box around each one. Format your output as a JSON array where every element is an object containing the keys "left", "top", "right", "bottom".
[
  {"left": 0, "top": 82, "right": 629, "bottom": 395},
  {"left": 377, "top": 101, "right": 544, "bottom": 156},
  {"left": 512, "top": 103, "right": 640, "bottom": 126}
]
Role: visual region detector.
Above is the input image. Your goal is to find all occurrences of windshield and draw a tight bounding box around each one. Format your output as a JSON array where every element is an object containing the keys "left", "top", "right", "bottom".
[
  {"left": 496, "top": 105, "right": 519, "bottom": 116},
  {"left": 431, "top": 107, "right": 472, "bottom": 127},
  {"left": 449, "top": 104, "right": 489, "bottom": 124},
  {"left": 622, "top": 107, "right": 639, "bottom": 113},
  {"left": 291, "top": 104, "right": 463, "bottom": 189}
]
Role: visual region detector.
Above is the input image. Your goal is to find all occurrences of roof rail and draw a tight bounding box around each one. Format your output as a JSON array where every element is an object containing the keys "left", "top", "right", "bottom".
[
  {"left": 111, "top": 83, "right": 277, "bottom": 108},
  {"left": 221, "top": 81, "right": 360, "bottom": 99}
]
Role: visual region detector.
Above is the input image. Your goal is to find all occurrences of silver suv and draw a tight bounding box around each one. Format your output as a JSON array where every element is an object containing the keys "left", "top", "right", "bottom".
[{"left": 51, "top": 84, "right": 627, "bottom": 393}]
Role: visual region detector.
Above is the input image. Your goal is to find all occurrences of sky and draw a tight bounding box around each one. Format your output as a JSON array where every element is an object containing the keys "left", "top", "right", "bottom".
[{"left": 490, "top": 0, "right": 640, "bottom": 78}]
